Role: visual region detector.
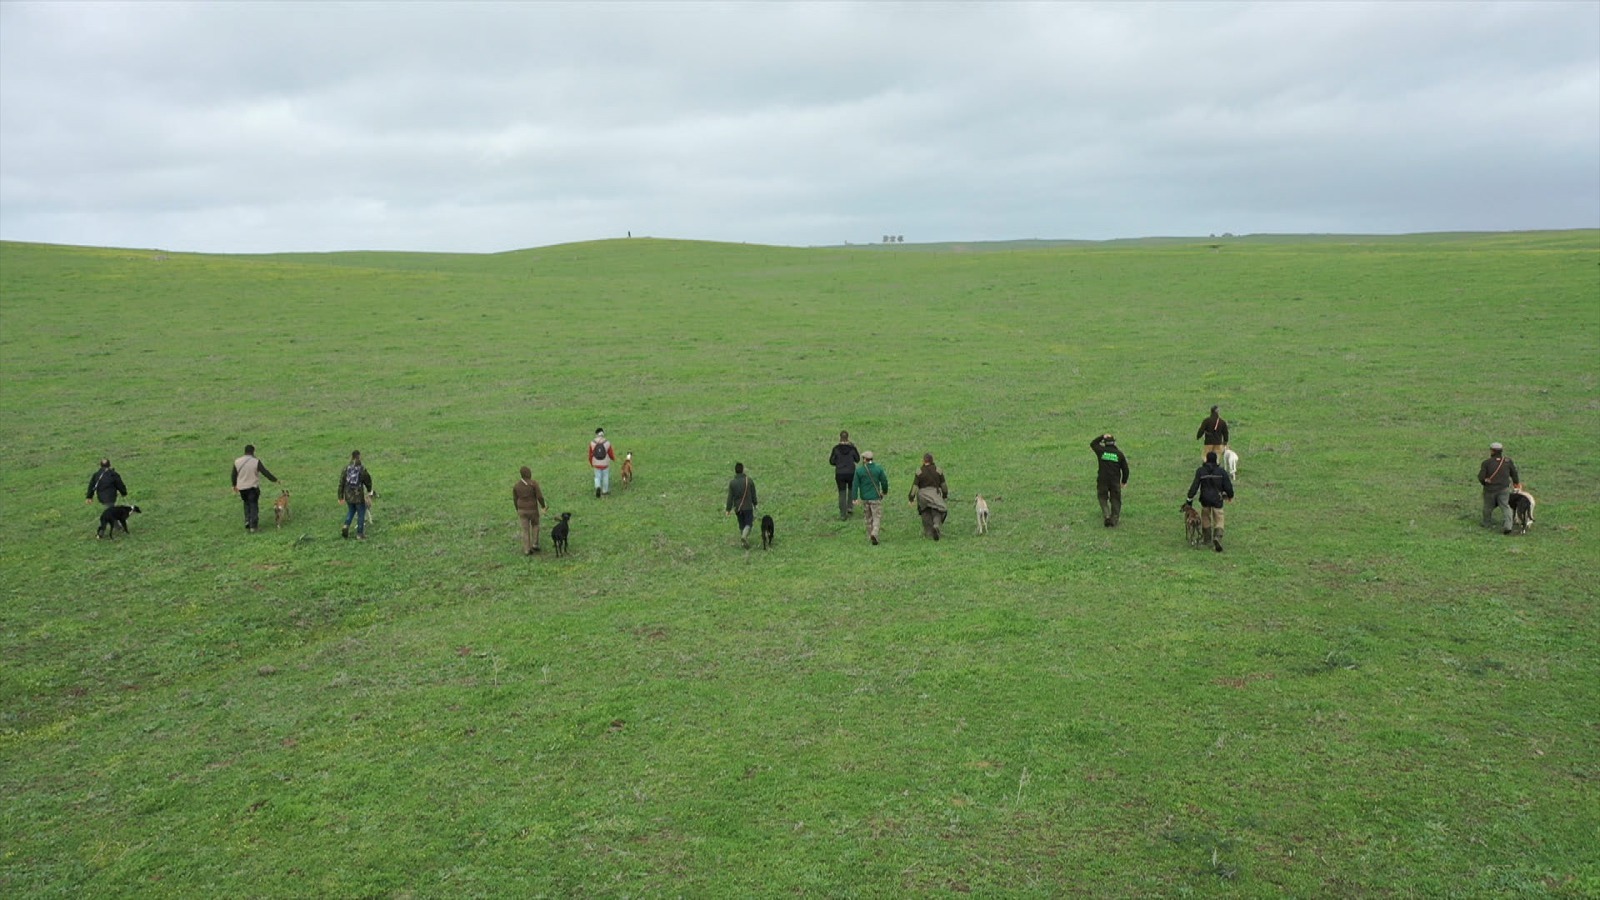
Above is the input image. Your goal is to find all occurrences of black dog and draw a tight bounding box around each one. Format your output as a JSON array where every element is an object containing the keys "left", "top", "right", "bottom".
[
  {"left": 550, "top": 512, "right": 572, "bottom": 557},
  {"left": 760, "top": 514, "right": 775, "bottom": 550},
  {"left": 98, "top": 504, "right": 141, "bottom": 539}
]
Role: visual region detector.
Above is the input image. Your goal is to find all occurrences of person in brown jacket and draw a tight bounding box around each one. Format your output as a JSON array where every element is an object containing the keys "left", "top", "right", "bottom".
[
  {"left": 1477, "top": 442, "right": 1522, "bottom": 534},
  {"left": 513, "top": 466, "right": 549, "bottom": 555},
  {"left": 908, "top": 453, "right": 950, "bottom": 540}
]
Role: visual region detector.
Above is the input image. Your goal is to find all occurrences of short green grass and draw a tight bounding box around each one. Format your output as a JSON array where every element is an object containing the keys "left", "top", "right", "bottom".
[{"left": 2, "top": 232, "right": 1597, "bottom": 897}]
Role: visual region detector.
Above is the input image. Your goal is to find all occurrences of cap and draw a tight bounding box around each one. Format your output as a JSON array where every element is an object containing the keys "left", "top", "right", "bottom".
[
  {"left": 1490, "top": 442, "right": 1503, "bottom": 451},
  {"left": 861, "top": 451, "right": 874, "bottom": 460}
]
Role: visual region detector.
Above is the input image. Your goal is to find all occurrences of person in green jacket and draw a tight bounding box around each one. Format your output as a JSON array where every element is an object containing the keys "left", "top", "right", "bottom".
[{"left": 851, "top": 450, "right": 889, "bottom": 545}]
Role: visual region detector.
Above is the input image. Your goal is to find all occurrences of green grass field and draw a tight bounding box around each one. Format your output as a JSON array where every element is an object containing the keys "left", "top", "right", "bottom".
[{"left": 2, "top": 232, "right": 1597, "bottom": 897}]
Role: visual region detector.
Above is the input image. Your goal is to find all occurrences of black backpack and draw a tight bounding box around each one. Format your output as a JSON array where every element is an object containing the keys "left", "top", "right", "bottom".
[
  {"left": 593, "top": 442, "right": 609, "bottom": 463},
  {"left": 343, "top": 464, "right": 364, "bottom": 500}
]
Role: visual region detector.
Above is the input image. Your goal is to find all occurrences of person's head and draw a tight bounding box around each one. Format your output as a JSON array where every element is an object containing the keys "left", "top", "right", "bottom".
[
  {"left": 595, "top": 427, "right": 605, "bottom": 437},
  {"left": 1103, "top": 434, "right": 1115, "bottom": 444},
  {"left": 244, "top": 444, "right": 255, "bottom": 455},
  {"left": 520, "top": 466, "right": 532, "bottom": 479},
  {"left": 1490, "top": 442, "right": 1504, "bottom": 457},
  {"left": 861, "top": 450, "right": 874, "bottom": 462},
  {"left": 350, "top": 450, "right": 361, "bottom": 461},
  {"left": 840, "top": 430, "right": 849, "bottom": 441},
  {"left": 923, "top": 453, "right": 935, "bottom": 466},
  {"left": 734, "top": 462, "right": 744, "bottom": 474},
  {"left": 99, "top": 458, "right": 111, "bottom": 469},
  {"left": 1210, "top": 405, "right": 1220, "bottom": 415},
  {"left": 1206, "top": 451, "right": 1218, "bottom": 464}
]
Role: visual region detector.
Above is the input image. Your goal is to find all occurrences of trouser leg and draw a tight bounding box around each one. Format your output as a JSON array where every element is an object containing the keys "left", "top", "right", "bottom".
[
  {"left": 519, "top": 515, "right": 534, "bottom": 553},
  {"left": 1109, "top": 487, "right": 1122, "bottom": 525},
  {"left": 1493, "top": 490, "right": 1512, "bottom": 531}
]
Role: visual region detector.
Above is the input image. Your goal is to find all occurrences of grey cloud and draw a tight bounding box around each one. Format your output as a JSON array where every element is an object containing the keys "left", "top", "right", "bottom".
[{"left": 2, "top": 1, "right": 1595, "bottom": 252}]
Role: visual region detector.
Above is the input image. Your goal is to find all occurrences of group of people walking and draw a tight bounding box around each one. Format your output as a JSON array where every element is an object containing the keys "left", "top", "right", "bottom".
[{"left": 86, "top": 406, "right": 1531, "bottom": 554}]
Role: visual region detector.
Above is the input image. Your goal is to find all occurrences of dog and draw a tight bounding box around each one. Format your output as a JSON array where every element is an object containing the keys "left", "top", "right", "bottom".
[
  {"left": 620, "top": 452, "right": 633, "bottom": 488},
  {"left": 760, "top": 514, "right": 775, "bottom": 550},
  {"left": 273, "top": 490, "right": 291, "bottom": 528},
  {"left": 98, "top": 504, "right": 141, "bottom": 539},
  {"left": 1508, "top": 488, "right": 1536, "bottom": 535},
  {"left": 363, "top": 490, "right": 376, "bottom": 525},
  {"left": 1221, "top": 447, "right": 1238, "bottom": 481},
  {"left": 975, "top": 494, "right": 990, "bottom": 535},
  {"left": 1182, "top": 500, "right": 1204, "bottom": 547},
  {"left": 551, "top": 512, "right": 572, "bottom": 556}
]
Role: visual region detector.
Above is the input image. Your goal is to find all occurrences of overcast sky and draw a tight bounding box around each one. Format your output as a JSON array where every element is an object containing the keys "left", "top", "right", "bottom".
[{"left": 2, "top": 1, "right": 1596, "bottom": 253}]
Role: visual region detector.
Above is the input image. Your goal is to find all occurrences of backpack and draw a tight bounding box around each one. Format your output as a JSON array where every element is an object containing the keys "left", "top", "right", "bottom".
[
  {"left": 343, "top": 463, "right": 364, "bottom": 500},
  {"left": 592, "top": 442, "right": 609, "bottom": 464}
]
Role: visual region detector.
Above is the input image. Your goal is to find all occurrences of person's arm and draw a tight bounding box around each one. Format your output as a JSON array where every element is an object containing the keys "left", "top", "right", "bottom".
[
  {"left": 232, "top": 465, "right": 241, "bottom": 489},
  {"left": 1187, "top": 471, "right": 1201, "bottom": 500},
  {"left": 1196, "top": 421, "right": 1206, "bottom": 440},
  {"left": 749, "top": 481, "right": 758, "bottom": 509},
  {"left": 1509, "top": 460, "right": 1521, "bottom": 489},
  {"left": 725, "top": 479, "right": 737, "bottom": 513},
  {"left": 1091, "top": 436, "right": 1106, "bottom": 454},
  {"left": 1220, "top": 421, "right": 1229, "bottom": 445},
  {"left": 1120, "top": 453, "right": 1130, "bottom": 486},
  {"left": 259, "top": 462, "right": 277, "bottom": 483},
  {"left": 361, "top": 469, "right": 373, "bottom": 494},
  {"left": 116, "top": 475, "right": 127, "bottom": 497}
]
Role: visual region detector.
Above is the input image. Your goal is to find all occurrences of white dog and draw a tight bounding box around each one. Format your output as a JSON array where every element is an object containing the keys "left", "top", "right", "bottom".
[
  {"left": 975, "top": 494, "right": 990, "bottom": 535},
  {"left": 1221, "top": 447, "right": 1238, "bottom": 481}
]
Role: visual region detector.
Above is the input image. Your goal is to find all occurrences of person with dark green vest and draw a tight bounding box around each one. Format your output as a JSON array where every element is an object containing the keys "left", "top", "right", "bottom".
[
  {"left": 1090, "top": 434, "right": 1130, "bottom": 527},
  {"left": 852, "top": 450, "right": 889, "bottom": 545}
]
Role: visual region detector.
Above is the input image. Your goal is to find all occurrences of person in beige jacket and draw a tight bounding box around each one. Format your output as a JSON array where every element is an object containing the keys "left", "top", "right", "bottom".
[{"left": 513, "top": 466, "right": 549, "bottom": 555}]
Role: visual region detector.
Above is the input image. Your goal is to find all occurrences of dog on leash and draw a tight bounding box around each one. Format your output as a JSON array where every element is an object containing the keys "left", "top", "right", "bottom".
[
  {"left": 1221, "top": 447, "right": 1238, "bottom": 481},
  {"left": 1182, "top": 500, "right": 1204, "bottom": 547},
  {"left": 98, "top": 504, "right": 141, "bottom": 539},
  {"left": 760, "top": 514, "right": 775, "bottom": 550},
  {"left": 273, "top": 490, "right": 291, "bottom": 528},
  {"left": 975, "top": 494, "right": 990, "bottom": 535},
  {"left": 551, "top": 512, "right": 572, "bottom": 556},
  {"left": 1508, "top": 488, "right": 1536, "bottom": 535},
  {"left": 620, "top": 452, "right": 633, "bottom": 488}
]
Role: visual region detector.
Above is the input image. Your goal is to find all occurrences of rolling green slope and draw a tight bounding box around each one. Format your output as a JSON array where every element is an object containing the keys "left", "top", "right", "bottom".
[{"left": 2, "top": 232, "right": 1597, "bottom": 896}]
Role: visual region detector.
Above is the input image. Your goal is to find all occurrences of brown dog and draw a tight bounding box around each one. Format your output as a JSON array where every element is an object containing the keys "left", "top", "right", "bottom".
[
  {"left": 273, "top": 490, "right": 291, "bottom": 528},
  {"left": 1183, "top": 501, "right": 1204, "bottom": 547},
  {"left": 620, "top": 452, "right": 633, "bottom": 488}
]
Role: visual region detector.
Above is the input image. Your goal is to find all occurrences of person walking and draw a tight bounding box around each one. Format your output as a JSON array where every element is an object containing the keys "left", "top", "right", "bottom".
[
  {"left": 829, "top": 430, "right": 861, "bottom": 519},
  {"left": 513, "top": 466, "right": 549, "bottom": 555},
  {"left": 232, "top": 444, "right": 279, "bottom": 533},
  {"left": 1187, "top": 450, "right": 1235, "bottom": 552},
  {"left": 589, "top": 428, "right": 615, "bottom": 498},
  {"left": 852, "top": 450, "right": 889, "bottom": 545},
  {"left": 724, "top": 462, "right": 759, "bottom": 548},
  {"left": 1090, "top": 433, "right": 1130, "bottom": 527},
  {"left": 1196, "top": 405, "right": 1229, "bottom": 460},
  {"left": 338, "top": 450, "right": 374, "bottom": 540},
  {"left": 909, "top": 453, "right": 950, "bottom": 540},
  {"left": 1477, "top": 442, "right": 1523, "bottom": 535},
  {"left": 85, "top": 458, "right": 127, "bottom": 510}
]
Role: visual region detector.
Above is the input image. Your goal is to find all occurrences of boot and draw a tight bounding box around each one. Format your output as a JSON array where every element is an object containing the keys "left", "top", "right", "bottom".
[
  {"left": 1213, "top": 527, "right": 1224, "bottom": 553},
  {"left": 740, "top": 526, "right": 751, "bottom": 549},
  {"left": 596, "top": 487, "right": 602, "bottom": 499}
]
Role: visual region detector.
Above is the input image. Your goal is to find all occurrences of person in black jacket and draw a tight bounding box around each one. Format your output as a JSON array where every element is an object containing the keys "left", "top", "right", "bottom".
[
  {"left": 1196, "top": 405, "right": 1229, "bottom": 460},
  {"left": 1090, "top": 434, "right": 1130, "bottom": 527},
  {"left": 85, "top": 458, "right": 127, "bottom": 509},
  {"left": 828, "top": 430, "right": 860, "bottom": 520},
  {"left": 1187, "top": 451, "right": 1235, "bottom": 552}
]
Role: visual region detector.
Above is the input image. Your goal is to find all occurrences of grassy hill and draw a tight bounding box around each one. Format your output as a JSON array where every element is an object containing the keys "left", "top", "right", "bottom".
[{"left": 2, "top": 232, "right": 1597, "bottom": 896}]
